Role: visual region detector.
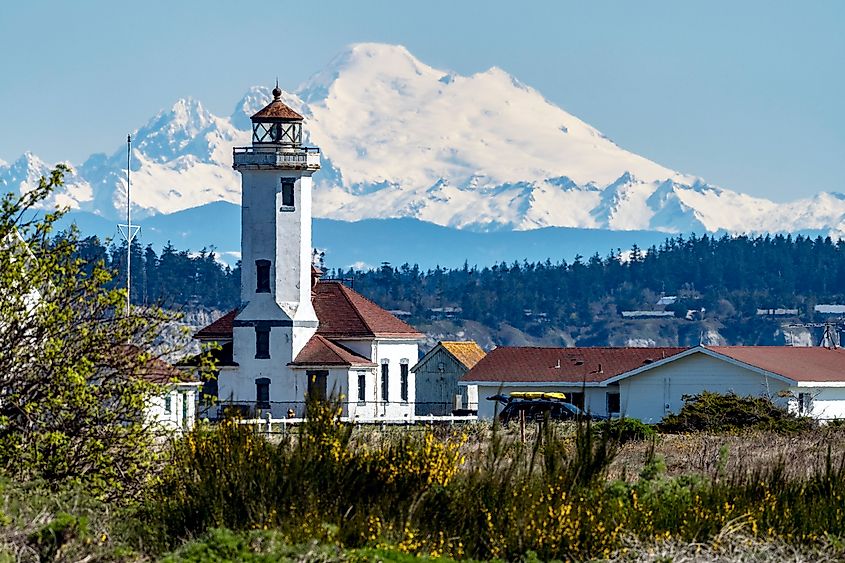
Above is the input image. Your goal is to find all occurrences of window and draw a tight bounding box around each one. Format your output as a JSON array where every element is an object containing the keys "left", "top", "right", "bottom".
[
  {"left": 164, "top": 394, "right": 172, "bottom": 414},
  {"left": 568, "top": 392, "right": 585, "bottom": 411},
  {"left": 182, "top": 392, "right": 190, "bottom": 429},
  {"left": 307, "top": 370, "right": 328, "bottom": 402},
  {"left": 400, "top": 360, "right": 409, "bottom": 403},
  {"left": 357, "top": 372, "right": 366, "bottom": 404},
  {"left": 381, "top": 361, "right": 389, "bottom": 403},
  {"left": 606, "top": 392, "right": 621, "bottom": 415},
  {"left": 256, "top": 378, "right": 270, "bottom": 409},
  {"left": 255, "top": 260, "right": 271, "bottom": 293},
  {"left": 798, "top": 393, "right": 813, "bottom": 416},
  {"left": 281, "top": 179, "right": 295, "bottom": 209},
  {"left": 255, "top": 326, "right": 270, "bottom": 359}
]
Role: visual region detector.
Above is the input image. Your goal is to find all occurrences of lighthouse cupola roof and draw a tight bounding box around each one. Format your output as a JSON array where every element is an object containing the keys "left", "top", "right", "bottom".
[{"left": 250, "top": 81, "right": 304, "bottom": 146}]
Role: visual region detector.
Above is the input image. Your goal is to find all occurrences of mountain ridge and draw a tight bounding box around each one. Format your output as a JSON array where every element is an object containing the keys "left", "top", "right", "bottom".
[{"left": 1, "top": 42, "right": 844, "bottom": 238}]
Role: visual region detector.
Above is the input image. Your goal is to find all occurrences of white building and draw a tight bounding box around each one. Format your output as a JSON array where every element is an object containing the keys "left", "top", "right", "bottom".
[
  {"left": 139, "top": 352, "right": 202, "bottom": 432},
  {"left": 462, "top": 345, "right": 845, "bottom": 422},
  {"left": 194, "top": 86, "right": 423, "bottom": 419}
]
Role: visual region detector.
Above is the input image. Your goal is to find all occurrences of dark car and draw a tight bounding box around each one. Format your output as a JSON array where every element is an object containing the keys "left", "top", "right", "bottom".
[{"left": 494, "top": 396, "right": 608, "bottom": 423}]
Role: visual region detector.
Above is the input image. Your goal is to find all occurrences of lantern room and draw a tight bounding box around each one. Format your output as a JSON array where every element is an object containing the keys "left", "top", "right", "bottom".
[{"left": 250, "top": 84, "right": 304, "bottom": 148}]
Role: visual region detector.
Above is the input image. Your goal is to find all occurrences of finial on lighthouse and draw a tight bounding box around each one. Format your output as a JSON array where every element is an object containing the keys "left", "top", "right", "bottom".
[{"left": 272, "top": 78, "right": 281, "bottom": 100}]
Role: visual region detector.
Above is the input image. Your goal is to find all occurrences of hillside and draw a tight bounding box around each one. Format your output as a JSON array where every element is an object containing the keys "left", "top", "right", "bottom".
[{"left": 81, "top": 232, "right": 845, "bottom": 349}]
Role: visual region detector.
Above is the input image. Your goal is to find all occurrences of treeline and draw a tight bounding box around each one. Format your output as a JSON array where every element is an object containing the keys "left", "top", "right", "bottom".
[
  {"left": 74, "top": 237, "right": 240, "bottom": 310},
  {"left": 334, "top": 233, "right": 845, "bottom": 329},
  {"left": 76, "top": 233, "right": 845, "bottom": 326}
]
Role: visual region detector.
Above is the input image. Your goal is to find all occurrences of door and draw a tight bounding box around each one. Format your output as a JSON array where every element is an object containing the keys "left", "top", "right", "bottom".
[{"left": 307, "top": 370, "right": 329, "bottom": 402}]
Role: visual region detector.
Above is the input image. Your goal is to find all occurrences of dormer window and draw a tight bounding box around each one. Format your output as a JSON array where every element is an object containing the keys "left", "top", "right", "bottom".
[
  {"left": 256, "top": 260, "right": 271, "bottom": 293},
  {"left": 281, "top": 179, "right": 295, "bottom": 210}
]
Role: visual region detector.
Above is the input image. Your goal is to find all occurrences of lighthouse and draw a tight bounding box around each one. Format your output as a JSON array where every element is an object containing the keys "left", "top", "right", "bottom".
[
  {"left": 196, "top": 84, "right": 423, "bottom": 419},
  {"left": 231, "top": 84, "right": 321, "bottom": 399}
]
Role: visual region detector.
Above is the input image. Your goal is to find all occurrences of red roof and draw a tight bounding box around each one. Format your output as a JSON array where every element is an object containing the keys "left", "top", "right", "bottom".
[
  {"left": 118, "top": 345, "right": 195, "bottom": 384},
  {"left": 251, "top": 88, "right": 303, "bottom": 121},
  {"left": 707, "top": 346, "right": 845, "bottom": 382},
  {"left": 462, "top": 346, "right": 687, "bottom": 384},
  {"left": 193, "top": 281, "right": 422, "bottom": 341},
  {"left": 290, "top": 334, "right": 376, "bottom": 367},
  {"left": 313, "top": 281, "right": 424, "bottom": 339},
  {"left": 194, "top": 309, "right": 237, "bottom": 341}
]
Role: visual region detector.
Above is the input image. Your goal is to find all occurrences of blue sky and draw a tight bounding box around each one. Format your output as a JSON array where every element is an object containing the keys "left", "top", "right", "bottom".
[{"left": 1, "top": 0, "right": 842, "bottom": 202}]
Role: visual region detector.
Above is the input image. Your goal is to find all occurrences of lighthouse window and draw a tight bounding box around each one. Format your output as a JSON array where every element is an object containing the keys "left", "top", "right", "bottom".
[
  {"left": 255, "top": 326, "right": 270, "bottom": 359},
  {"left": 256, "top": 260, "right": 271, "bottom": 293},
  {"left": 256, "top": 378, "right": 270, "bottom": 409},
  {"left": 281, "top": 179, "right": 295, "bottom": 209}
]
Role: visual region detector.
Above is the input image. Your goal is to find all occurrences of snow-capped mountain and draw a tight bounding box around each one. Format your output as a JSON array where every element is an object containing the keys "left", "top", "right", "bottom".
[{"left": 2, "top": 42, "right": 844, "bottom": 238}]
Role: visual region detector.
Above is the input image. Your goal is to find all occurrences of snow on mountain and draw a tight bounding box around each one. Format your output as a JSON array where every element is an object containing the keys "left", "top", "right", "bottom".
[
  {"left": 73, "top": 97, "right": 248, "bottom": 218},
  {"left": 2, "top": 42, "right": 844, "bottom": 238},
  {"left": 0, "top": 152, "right": 92, "bottom": 210}
]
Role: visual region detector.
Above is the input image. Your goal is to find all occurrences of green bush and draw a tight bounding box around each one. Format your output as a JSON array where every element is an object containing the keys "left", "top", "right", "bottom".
[
  {"left": 594, "top": 417, "right": 656, "bottom": 443},
  {"left": 659, "top": 391, "right": 814, "bottom": 434}
]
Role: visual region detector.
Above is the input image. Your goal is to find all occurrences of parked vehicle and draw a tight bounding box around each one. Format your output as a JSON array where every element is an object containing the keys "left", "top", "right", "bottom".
[{"left": 487, "top": 392, "right": 607, "bottom": 423}]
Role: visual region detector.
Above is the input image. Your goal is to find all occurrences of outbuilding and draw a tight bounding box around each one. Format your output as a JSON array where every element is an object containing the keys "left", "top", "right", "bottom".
[{"left": 412, "top": 341, "right": 486, "bottom": 415}]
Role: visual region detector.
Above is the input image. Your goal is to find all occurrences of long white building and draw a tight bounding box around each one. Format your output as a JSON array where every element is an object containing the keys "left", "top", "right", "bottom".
[{"left": 461, "top": 345, "right": 845, "bottom": 422}]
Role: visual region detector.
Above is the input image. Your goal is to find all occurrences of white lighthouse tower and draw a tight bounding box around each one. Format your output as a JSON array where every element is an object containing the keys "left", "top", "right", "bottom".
[{"left": 230, "top": 84, "right": 321, "bottom": 414}]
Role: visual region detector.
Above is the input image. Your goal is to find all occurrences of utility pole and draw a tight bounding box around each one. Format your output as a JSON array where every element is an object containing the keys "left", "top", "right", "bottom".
[{"left": 118, "top": 134, "right": 140, "bottom": 316}]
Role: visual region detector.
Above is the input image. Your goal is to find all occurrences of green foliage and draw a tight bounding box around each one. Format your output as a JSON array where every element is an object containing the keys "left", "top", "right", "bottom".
[
  {"left": 594, "top": 417, "right": 657, "bottom": 444},
  {"left": 0, "top": 166, "right": 204, "bottom": 499},
  {"left": 27, "top": 512, "right": 89, "bottom": 561},
  {"left": 660, "top": 392, "right": 815, "bottom": 434}
]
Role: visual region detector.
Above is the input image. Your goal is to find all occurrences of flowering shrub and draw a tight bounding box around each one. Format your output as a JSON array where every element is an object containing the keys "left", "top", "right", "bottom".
[{"left": 140, "top": 407, "right": 845, "bottom": 561}]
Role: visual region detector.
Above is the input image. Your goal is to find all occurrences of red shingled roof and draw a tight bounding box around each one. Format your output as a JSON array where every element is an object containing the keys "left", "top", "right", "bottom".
[
  {"left": 251, "top": 99, "right": 303, "bottom": 121},
  {"left": 193, "top": 282, "right": 422, "bottom": 341},
  {"left": 707, "top": 346, "right": 845, "bottom": 382},
  {"left": 461, "top": 346, "right": 687, "bottom": 384},
  {"left": 194, "top": 309, "right": 237, "bottom": 341},
  {"left": 313, "top": 281, "right": 424, "bottom": 340},
  {"left": 290, "top": 334, "right": 376, "bottom": 367}
]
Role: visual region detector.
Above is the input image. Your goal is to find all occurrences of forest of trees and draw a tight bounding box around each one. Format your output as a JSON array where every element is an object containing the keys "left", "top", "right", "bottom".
[
  {"left": 78, "top": 233, "right": 845, "bottom": 334},
  {"left": 74, "top": 237, "right": 240, "bottom": 311}
]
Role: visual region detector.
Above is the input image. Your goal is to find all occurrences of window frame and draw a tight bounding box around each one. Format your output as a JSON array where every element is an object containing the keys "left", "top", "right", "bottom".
[
  {"left": 357, "top": 371, "right": 367, "bottom": 404},
  {"left": 606, "top": 392, "right": 621, "bottom": 415},
  {"left": 399, "top": 360, "right": 409, "bottom": 403},
  {"left": 280, "top": 179, "right": 295, "bottom": 210},
  {"left": 255, "top": 259, "right": 271, "bottom": 293},
  {"left": 380, "top": 361, "right": 389, "bottom": 404},
  {"left": 256, "top": 377, "right": 271, "bottom": 409},
  {"left": 307, "top": 370, "right": 329, "bottom": 402},
  {"left": 255, "top": 326, "right": 271, "bottom": 359}
]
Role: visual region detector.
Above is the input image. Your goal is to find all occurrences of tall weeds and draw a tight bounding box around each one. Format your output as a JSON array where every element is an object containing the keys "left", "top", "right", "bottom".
[{"left": 137, "top": 404, "right": 845, "bottom": 560}]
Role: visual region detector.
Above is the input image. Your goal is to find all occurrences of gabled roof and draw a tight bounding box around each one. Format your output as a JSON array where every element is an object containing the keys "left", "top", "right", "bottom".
[
  {"left": 119, "top": 345, "right": 197, "bottom": 385},
  {"left": 461, "top": 346, "right": 687, "bottom": 384},
  {"left": 290, "top": 334, "right": 376, "bottom": 367},
  {"left": 707, "top": 346, "right": 845, "bottom": 383},
  {"left": 194, "top": 309, "right": 237, "bottom": 341},
  {"left": 441, "top": 341, "right": 486, "bottom": 370},
  {"left": 313, "top": 281, "right": 424, "bottom": 340},
  {"left": 193, "top": 281, "right": 423, "bottom": 341},
  {"left": 600, "top": 345, "right": 845, "bottom": 386}
]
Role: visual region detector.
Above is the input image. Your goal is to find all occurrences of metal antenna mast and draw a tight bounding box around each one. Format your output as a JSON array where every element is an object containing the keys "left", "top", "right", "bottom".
[{"left": 118, "top": 134, "right": 140, "bottom": 316}]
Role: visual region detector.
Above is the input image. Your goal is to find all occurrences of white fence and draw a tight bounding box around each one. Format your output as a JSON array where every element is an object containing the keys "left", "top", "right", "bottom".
[{"left": 232, "top": 413, "right": 478, "bottom": 434}]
